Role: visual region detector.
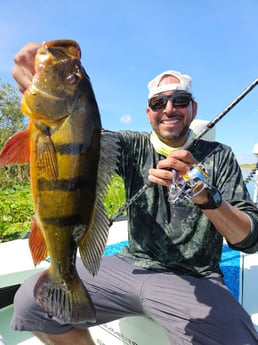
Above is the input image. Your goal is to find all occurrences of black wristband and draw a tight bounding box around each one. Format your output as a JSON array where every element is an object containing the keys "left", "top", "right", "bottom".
[{"left": 196, "top": 186, "right": 222, "bottom": 210}]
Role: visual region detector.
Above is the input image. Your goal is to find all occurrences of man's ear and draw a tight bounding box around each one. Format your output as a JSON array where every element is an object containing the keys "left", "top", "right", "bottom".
[
  {"left": 146, "top": 107, "right": 151, "bottom": 123},
  {"left": 192, "top": 101, "right": 198, "bottom": 120}
]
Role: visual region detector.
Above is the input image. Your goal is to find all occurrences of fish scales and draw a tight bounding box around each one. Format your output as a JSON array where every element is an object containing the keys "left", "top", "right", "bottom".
[{"left": 0, "top": 39, "right": 119, "bottom": 323}]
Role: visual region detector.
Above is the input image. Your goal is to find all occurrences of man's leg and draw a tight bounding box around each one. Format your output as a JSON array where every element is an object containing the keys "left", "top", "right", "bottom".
[{"left": 141, "top": 272, "right": 258, "bottom": 345}]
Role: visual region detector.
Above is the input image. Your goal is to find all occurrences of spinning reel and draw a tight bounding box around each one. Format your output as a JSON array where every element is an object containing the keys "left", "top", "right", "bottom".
[{"left": 168, "top": 163, "right": 209, "bottom": 203}]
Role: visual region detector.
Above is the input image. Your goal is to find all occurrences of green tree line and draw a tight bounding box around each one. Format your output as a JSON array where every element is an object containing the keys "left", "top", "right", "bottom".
[
  {"left": 0, "top": 78, "right": 30, "bottom": 186},
  {"left": 0, "top": 79, "right": 31, "bottom": 241}
]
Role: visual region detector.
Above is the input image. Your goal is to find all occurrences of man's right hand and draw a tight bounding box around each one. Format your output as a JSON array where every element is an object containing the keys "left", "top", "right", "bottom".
[{"left": 12, "top": 42, "right": 40, "bottom": 93}]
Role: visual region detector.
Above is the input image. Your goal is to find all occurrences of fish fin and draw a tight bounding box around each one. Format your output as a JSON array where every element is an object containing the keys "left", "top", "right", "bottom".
[
  {"left": 29, "top": 216, "right": 48, "bottom": 265},
  {"left": 79, "top": 200, "right": 110, "bottom": 276},
  {"left": 36, "top": 133, "right": 58, "bottom": 179},
  {"left": 34, "top": 269, "right": 96, "bottom": 323},
  {"left": 0, "top": 129, "right": 30, "bottom": 166},
  {"left": 79, "top": 131, "right": 120, "bottom": 275}
]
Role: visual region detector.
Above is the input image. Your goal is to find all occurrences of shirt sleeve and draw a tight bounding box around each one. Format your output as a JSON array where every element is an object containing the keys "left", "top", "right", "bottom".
[
  {"left": 227, "top": 212, "right": 258, "bottom": 253},
  {"left": 211, "top": 144, "right": 258, "bottom": 253}
]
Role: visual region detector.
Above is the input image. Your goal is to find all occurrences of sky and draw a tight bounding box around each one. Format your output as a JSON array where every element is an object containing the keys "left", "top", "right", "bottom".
[{"left": 0, "top": 0, "right": 257, "bottom": 164}]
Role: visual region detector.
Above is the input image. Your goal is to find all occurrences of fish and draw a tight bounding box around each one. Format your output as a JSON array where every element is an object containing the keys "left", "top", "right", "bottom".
[{"left": 0, "top": 40, "right": 118, "bottom": 323}]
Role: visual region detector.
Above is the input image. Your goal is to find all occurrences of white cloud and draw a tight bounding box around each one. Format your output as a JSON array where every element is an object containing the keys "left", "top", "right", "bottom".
[{"left": 120, "top": 114, "right": 132, "bottom": 125}]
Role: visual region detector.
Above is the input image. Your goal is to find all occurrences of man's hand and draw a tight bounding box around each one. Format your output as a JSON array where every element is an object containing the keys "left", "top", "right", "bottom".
[
  {"left": 148, "top": 150, "right": 198, "bottom": 187},
  {"left": 12, "top": 42, "right": 40, "bottom": 93},
  {"left": 148, "top": 149, "right": 210, "bottom": 204}
]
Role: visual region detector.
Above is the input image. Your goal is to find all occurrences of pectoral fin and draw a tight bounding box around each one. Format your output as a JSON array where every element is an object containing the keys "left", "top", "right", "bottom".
[
  {"left": 35, "top": 133, "right": 58, "bottom": 179},
  {"left": 0, "top": 129, "right": 30, "bottom": 166}
]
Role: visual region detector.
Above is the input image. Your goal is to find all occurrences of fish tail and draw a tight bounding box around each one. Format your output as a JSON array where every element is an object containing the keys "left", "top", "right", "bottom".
[{"left": 34, "top": 269, "right": 96, "bottom": 323}]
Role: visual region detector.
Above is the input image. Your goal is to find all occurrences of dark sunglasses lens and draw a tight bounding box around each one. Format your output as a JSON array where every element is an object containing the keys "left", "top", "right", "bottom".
[
  {"left": 172, "top": 94, "right": 191, "bottom": 108},
  {"left": 149, "top": 97, "right": 167, "bottom": 110}
]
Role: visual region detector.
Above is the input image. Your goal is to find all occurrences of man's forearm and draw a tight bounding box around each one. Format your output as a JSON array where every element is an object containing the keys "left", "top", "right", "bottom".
[{"left": 202, "top": 200, "right": 252, "bottom": 244}]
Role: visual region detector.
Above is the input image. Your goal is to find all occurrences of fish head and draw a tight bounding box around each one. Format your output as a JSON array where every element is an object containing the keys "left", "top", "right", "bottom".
[
  {"left": 35, "top": 39, "right": 81, "bottom": 70},
  {"left": 21, "top": 40, "right": 95, "bottom": 127}
]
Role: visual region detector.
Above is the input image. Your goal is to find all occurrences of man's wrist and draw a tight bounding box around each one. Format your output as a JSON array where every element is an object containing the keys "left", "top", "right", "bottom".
[{"left": 195, "top": 186, "right": 222, "bottom": 210}]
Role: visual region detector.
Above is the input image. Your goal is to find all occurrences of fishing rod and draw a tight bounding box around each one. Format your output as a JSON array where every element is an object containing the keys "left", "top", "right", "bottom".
[{"left": 109, "top": 78, "right": 258, "bottom": 224}]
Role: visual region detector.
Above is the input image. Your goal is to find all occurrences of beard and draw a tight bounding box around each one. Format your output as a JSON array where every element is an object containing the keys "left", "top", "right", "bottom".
[{"left": 157, "top": 124, "right": 190, "bottom": 145}]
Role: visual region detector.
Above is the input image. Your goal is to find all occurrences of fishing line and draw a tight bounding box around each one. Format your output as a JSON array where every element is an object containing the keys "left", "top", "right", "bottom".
[{"left": 109, "top": 78, "right": 258, "bottom": 224}]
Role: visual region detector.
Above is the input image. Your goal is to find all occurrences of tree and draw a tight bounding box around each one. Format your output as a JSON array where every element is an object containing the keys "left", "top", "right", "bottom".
[
  {"left": 0, "top": 79, "right": 29, "bottom": 185},
  {"left": 0, "top": 79, "right": 24, "bottom": 140}
]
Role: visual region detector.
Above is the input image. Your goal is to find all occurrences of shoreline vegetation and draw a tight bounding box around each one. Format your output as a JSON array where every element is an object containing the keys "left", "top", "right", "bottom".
[
  {"left": 0, "top": 165, "right": 257, "bottom": 242},
  {"left": 240, "top": 164, "right": 256, "bottom": 168}
]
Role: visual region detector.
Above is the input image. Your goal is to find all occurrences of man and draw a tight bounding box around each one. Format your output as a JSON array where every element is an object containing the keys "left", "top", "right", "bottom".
[{"left": 10, "top": 43, "right": 258, "bottom": 345}]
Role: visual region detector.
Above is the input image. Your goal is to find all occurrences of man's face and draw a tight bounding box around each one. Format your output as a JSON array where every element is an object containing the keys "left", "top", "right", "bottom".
[{"left": 146, "top": 76, "right": 197, "bottom": 147}]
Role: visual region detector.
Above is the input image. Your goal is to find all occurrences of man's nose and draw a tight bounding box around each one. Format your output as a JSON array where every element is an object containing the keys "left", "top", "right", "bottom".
[{"left": 164, "top": 99, "right": 176, "bottom": 112}]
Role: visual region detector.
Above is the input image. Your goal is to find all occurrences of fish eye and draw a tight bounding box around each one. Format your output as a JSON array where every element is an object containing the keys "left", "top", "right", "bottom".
[{"left": 66, "top": 73, "right": 78, "bottom": 85}]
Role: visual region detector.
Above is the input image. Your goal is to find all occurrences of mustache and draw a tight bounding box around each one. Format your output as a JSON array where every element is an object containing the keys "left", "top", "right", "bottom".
[{"left": 161, "top": 112, "right": 184, "bottom": 119}]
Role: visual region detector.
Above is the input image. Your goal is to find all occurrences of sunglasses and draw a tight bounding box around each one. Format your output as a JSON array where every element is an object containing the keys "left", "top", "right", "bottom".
[{"left": 148, "top": 92, "right": 192, "bottom": 111}]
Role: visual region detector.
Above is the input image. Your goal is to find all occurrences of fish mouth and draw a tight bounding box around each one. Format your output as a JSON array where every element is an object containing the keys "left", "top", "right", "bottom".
[{"left": 29, "top": 83, "right": 62, "bottom": 101}]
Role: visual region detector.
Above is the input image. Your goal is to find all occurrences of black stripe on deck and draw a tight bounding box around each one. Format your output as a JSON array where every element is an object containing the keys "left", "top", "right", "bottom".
[{"left": 0, "top": 284, "right": 20, "bottom": 308}]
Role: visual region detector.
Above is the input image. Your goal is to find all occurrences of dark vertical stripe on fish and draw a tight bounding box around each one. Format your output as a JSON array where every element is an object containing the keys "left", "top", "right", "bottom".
[
  {"left": 55, "top": 143, "right": 89, "bottom": 155},
  {"left": 42, "top": 214, "right": 82, "bottom": 226},
  {"left": 38, "top": 177, "right": 89, "bottom": 191}
]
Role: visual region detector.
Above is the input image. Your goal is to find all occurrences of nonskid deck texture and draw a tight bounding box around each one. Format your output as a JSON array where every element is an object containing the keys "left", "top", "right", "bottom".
[{"left": 0, "top": 219, "right": 258, "bottom": 344}]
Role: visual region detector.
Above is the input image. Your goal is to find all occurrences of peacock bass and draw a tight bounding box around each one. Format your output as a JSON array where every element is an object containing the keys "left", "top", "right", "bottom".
[{"left": 0, "top": 40, "right": 118, "bottom": 323}]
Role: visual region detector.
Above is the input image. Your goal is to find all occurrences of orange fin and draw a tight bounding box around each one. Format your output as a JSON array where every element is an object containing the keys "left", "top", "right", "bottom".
[
  {"left": 34, "top": 269, "right": 96, "bottom": 323},
  {"left": 29, "top": 217, "right": 48, "bottom": 265},
  {"left": 0, "top": 130, "right": 30, "bottom": 166},
  {"left": 36, "top": 133, "right": 58, "bottom": 179}
]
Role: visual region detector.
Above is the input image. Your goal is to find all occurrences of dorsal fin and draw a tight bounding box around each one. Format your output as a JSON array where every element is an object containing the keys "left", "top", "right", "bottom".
[{"left": 79, "top": 131, "right": 120, "bottom": 275}]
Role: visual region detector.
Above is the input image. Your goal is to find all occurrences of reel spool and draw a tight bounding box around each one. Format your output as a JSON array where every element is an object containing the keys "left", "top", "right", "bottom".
[{"left": 168, "top": 163, "right": 209, "bottom": 203}]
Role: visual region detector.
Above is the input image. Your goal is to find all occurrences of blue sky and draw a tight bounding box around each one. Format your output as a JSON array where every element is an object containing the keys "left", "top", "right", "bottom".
[{"left": 0, "top": 0, "right": 257, "bottom": 164}]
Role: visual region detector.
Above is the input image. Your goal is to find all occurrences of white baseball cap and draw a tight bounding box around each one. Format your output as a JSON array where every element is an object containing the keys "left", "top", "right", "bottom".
[{"left": 148, "top": 70, "right": 192, "bottom": 99}]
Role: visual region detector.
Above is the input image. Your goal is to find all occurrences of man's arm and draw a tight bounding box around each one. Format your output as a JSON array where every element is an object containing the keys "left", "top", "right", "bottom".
[
  {"left": 195, "top": 198, "right": 252, "bottom": 244},
  {"left": 149, "top": 149, "right": 258, "bottom": 252}
]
